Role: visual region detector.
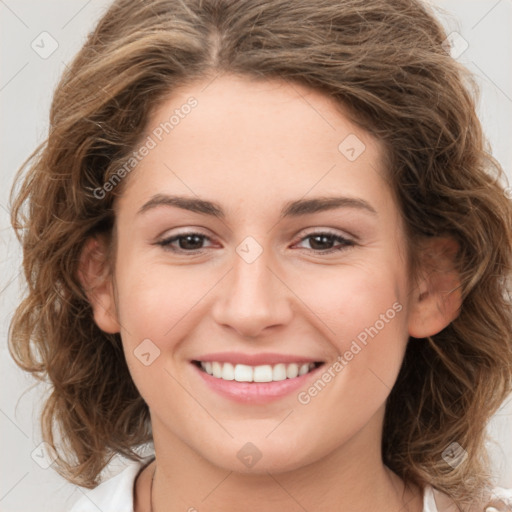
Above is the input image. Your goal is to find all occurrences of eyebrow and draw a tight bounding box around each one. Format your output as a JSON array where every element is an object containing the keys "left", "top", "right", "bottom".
[{"left": 137, "top": 193, "right": 377, "bottom": 219}]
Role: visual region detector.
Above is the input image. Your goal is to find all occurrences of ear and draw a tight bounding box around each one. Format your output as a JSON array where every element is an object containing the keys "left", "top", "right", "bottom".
[
  {"left": 77, "top": 235, "right": 120, "bottom": 334},
  {"left": 408, "top": 236, "right": 462, "bottom": 338}
]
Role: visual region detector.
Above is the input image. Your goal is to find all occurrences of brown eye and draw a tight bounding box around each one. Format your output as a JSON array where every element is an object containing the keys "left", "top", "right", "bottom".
[
  {"left": 156, "top": 232, "right": 212, "bottom": 252},
  {"left": 295, "top": 232, "right": 355, "bottom": 254}
]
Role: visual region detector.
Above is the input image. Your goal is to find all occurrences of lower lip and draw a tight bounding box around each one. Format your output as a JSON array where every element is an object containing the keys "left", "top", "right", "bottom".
[{"left": 191, "top": 362, "right": 324, "bottom": 404}]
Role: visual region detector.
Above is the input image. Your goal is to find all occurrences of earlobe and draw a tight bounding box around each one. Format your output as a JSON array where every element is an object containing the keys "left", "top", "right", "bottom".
[
  {"left": 408, "top": 237, "right": 462, "bottom": 338},
  {"left": 77, "top": 236, "right": 120, "bottom": 334}
]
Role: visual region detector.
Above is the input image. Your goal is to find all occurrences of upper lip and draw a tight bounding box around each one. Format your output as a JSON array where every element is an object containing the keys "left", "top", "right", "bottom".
[{"left": 192, "top": 352, "right": 324, "bottom": 366}]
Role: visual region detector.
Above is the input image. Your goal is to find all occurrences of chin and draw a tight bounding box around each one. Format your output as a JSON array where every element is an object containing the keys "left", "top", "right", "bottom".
[{"left": 205, "top": 438, "right": 317, "bottom": 475}]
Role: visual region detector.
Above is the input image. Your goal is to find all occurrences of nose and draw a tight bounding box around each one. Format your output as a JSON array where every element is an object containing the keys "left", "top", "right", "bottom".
[{"left": 211, "top": 244, "right": 293, "bottom": 339}]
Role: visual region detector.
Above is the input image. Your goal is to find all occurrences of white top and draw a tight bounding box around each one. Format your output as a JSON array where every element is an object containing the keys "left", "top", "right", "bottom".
[{"left": 70, "top": 457, "right": 512, "bottom": 512}]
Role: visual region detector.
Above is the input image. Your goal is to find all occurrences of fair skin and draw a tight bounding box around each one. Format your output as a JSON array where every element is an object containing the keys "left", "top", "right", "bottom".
[{"left": 79, "top": 74, "right": 461, "bottom": 512}]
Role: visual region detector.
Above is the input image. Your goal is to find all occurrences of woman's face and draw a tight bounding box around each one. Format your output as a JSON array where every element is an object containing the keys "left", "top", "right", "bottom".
[{"left": 100, "top": 74, "right": 418, "bottom": 473}]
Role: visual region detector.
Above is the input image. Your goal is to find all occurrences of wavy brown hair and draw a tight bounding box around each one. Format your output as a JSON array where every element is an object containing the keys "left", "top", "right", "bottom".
[{"left": 9, "top": 0, "right": 512, "bottom": 509}]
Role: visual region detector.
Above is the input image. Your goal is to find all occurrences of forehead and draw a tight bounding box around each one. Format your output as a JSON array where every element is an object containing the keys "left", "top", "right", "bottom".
[
  {"left": 144, "top": 73, "right": 381, "bottom": 160},
  {"left": 119, "top": 74, "right": 392, "bottom": 216}
]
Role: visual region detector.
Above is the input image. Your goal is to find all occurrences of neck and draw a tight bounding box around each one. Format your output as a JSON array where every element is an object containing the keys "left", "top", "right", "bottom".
[{"left": 144, "top": 409, "right": 423, "bottom": 512}]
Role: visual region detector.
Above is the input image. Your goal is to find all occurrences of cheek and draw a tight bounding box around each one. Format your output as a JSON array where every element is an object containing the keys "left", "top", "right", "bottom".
[
  {"left": 293, "top": 267, "right": 408, "bottom": 409},
  {"left": 112, "top": 262, "right": 211, "bottom": 403},
  {"left": 296, "top": 262, "right": 409, "bottom": 390},
  {"left": 116, "top": 253, "right": 408, "bottom": 356},
  {"left": 115, "top": 260, "right": 209, "bottom": 340},
  {"left": 111, "top": 258, "right": 211, "bottom": 395},
  {"left": 297, "top": 262, "right": 407, "bottom": 342}
]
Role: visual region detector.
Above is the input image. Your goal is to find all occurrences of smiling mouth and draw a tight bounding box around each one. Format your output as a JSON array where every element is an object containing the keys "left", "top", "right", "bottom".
[{"left": 192, "top": 360, "right": 324, "bottom": 383}]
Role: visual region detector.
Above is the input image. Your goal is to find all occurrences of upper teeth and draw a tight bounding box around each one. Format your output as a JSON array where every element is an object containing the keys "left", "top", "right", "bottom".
[{"left": 200, "top": 361, "right": 317, "bottom": 382}]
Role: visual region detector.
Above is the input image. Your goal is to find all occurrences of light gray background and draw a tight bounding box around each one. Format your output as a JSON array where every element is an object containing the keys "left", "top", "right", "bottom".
[{"left": 1, "top": 1, "right": 511, "bottom": 511}]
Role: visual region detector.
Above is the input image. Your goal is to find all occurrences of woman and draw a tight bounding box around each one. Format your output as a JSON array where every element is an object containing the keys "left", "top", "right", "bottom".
[{"left": 9, "top": 0, "right": 512, "bottom": 510}]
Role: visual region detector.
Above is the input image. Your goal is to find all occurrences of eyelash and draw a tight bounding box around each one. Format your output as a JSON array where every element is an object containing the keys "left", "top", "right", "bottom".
[{"left": 155, "top": 230, "right": 355, "bottom": 255}]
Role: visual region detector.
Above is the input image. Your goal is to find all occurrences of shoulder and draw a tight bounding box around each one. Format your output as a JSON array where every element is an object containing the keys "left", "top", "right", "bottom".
[
  {"left": 423, "top": 484, "right": 454, "bottom": 512},
  {"left": 486, "top": 486, "right": 512, "bottom": 512},
  {"left": 423, "top": 484, "right": 512, "bottom": 512},
  {"left": 69, "top": 456, "right": 155, "bottom": 512}
]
